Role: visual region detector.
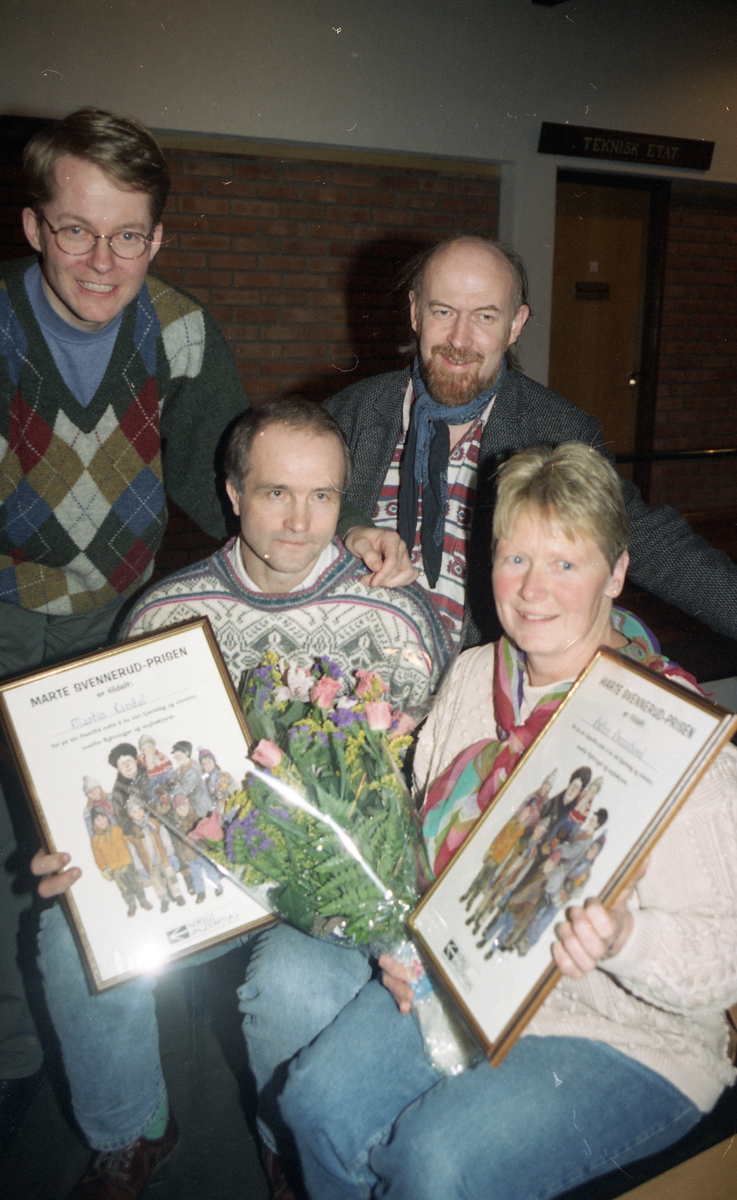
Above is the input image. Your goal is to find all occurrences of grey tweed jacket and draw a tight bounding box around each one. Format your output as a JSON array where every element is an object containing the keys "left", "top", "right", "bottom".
[{"left": 326, "top": 367, "right": 737, "bottom": 647}]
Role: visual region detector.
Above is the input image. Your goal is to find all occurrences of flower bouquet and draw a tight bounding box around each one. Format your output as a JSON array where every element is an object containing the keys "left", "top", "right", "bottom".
[
  {"left": 210, "top": 652, "right": 426, "bottom": 947},
  {"left": 204, "top": 652, "right": 480, "bottom": 1074}
]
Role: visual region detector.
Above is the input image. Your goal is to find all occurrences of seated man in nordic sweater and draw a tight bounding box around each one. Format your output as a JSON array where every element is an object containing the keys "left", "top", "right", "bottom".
[
  {"left": 123, "top": 399, "right": 450, "bottom": 710},
  {"left": 31, "top": 399, "right": 451, "bottom": 1200}
]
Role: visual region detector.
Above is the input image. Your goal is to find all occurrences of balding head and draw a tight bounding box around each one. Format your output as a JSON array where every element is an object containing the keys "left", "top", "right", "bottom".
[
  {"left": 408, "top": 236, "right": 528, "bottom": 311},
  {"left": 409, "top": 236, "right": 530, "bottom": 407}
]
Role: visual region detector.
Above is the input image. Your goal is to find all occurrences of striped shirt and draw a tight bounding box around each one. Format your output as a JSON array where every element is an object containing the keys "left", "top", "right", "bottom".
[{"left": 372, "top": 379, "right": 494, "bottom": 643}]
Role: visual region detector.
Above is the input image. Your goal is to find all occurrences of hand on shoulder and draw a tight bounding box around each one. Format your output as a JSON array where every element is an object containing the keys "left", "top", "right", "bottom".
[{"left": 343, "top": 527, "right": 418, "bottom": 588}]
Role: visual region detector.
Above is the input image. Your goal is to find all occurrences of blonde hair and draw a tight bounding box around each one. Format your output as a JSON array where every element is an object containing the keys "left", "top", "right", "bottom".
[
  {"left": 24, "top": 108, "right": 170, "bottom": 226},
  {"left": 492, "top": 443, "right": 629, "bottom": 569}
]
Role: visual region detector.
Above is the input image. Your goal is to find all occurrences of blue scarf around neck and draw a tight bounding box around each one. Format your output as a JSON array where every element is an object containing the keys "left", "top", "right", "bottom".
[{"left": 397, "top": 356, "right": 506, "bottom": 587}]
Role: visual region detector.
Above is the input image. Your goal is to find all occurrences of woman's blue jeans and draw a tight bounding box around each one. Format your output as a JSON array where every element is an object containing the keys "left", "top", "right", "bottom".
[
  {"left": 282, "top": 979, "right": 702, "bottom": 1200},
  {"left": 237, "top": 923, "right": 703, "bottom": 1199},
  {"left": 238, "top": 923, "right": 372, "bottom": 1151}
]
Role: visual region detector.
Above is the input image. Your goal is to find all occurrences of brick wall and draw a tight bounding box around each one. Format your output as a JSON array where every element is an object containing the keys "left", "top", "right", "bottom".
[
  {"left": 0, "top": 122, "right": 500, "bottom": 571},
  {"left": 154, "top": 147, "right": 500, "bottom": 404},
  {"left": 151, "top": 147, "right": 499, "bottom": 569},
  {"left": 4, "top": 116, "right": 736, "bottom": 559},
  {"left": 155, "top": 147, "right": 499, "bottom": 570},
  {"left": 0, "top": 126, "right": 501, "bottom": 407},
  {"left": 649, "top": 192, "right": 737, "bottom": 512}
]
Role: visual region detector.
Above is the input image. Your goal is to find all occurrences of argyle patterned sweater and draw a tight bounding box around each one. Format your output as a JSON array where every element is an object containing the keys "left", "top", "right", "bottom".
[
  {"left": 0, "top": 258, "right": 246, "bottom": 616},
  {"left": 124, "top": 539, "right": 452, "bottom": 711}
]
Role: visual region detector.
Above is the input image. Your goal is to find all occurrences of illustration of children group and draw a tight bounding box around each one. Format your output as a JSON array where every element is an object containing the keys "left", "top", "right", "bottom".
[
  {"left": 460, "top": 766, "right": 608, "bottom": 959},
  {"left": 82, "top": 733, "right": 240, "bottom": 918}
]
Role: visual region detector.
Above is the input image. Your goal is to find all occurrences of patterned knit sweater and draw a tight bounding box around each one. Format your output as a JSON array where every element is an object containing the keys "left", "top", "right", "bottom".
[
  {"left": 0, "top": 257, "right": 246, "bottom": 616},
  {"left": 414, "top": 643, "right": 737, "bottom": 1112},
  {"left": 123, "top": 539, "right": 452, "bottom": 711}
]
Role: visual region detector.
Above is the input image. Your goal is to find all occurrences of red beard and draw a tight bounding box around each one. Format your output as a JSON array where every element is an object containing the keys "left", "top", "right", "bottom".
[{"left": 420, "top": 342, "right": 499, "bottom": 407}]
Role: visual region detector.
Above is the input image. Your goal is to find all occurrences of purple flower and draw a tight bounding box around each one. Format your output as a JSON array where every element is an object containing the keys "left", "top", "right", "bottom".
[
  {"left": 248, "top": 683, "right": 273, "bottom": 711},
  {"left": 323, "top": 658, "right": 344, "bottom": 680},
  {"left": 332, "top": 707, "right": 359, "bottom": 729},
  {"left": 225, "top": 811, "right": 281, "bottom": 860},
  {"left": 225, "top": 815, "right": 253, "bottom": 860}
]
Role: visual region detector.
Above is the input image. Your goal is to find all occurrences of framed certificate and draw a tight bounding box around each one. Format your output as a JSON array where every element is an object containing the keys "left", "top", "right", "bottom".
[
  {"left": 0, "top": 619, "right": 273, "bottom": 992},
  {"left": 408, "top": 649, "right": 737, "bottom": 1064}
]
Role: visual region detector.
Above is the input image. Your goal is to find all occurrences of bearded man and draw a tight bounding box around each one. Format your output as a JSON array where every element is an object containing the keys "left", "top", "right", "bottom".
[{"left": 329, "top": 234, "right": 737, "bottom": 647}]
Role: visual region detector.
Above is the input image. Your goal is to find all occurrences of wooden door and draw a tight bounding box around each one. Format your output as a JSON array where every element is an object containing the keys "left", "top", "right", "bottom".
[{"left": 548, "top": 174, "right": 665, "bottom": 486}]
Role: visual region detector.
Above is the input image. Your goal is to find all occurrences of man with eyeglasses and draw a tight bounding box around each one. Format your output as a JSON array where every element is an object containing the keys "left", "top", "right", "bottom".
[{"left": 0, "top": 108, "right": 247, "bottom": 1151}]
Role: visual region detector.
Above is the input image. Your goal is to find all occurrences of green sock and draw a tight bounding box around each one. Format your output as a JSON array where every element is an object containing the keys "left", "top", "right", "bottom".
[{"left": 142, "top": 1093, "right": 169, "bottom": 1141}]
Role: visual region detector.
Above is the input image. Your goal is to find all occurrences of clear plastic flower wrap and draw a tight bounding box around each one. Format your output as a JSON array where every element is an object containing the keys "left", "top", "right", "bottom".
[{"left": 200, "top": 651, "right": 480, "bottom": 1075}]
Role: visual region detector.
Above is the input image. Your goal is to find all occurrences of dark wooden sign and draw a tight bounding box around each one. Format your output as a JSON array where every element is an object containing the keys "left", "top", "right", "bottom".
[{"left": 538, "top": 122, "right": 714, "bottom": 171}]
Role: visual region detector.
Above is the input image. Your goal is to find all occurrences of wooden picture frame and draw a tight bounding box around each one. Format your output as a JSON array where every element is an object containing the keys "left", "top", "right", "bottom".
[
  {"left": 408, "top": 649, "right": 737, "bottom": 1064},
  {"left": 0, "top": 619, "right": 273, "bottom": 992}
]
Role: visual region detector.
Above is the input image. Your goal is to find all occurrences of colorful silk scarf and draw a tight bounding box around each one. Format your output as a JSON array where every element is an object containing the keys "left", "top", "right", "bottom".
[{"left": 422, "top": 609, "right": 698, "bottom": 876}]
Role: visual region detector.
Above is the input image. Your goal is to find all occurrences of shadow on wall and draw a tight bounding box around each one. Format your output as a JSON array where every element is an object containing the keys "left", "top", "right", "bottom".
[
  {"left": 0, "top": 116, "right": 45, "bottom": 262},
  {"left": 286, "top": 234, "right": 428, "bottom": 405}
]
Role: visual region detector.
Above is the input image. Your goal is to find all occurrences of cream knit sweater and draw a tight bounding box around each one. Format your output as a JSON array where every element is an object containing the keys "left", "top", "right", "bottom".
[{"left": 414, "top": 643, "right": 737, "bottom": 1112}]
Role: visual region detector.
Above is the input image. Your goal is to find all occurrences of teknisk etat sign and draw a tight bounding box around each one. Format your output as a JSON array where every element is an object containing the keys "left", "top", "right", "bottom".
[{"left": 538, "top": 122, "right": 714, "bottom": 171}]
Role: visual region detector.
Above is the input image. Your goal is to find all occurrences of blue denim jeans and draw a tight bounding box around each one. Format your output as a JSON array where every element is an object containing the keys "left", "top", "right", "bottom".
[
  {"left": 280, "top": 977, "right": 703, "bottom": 1200},
  {"left": 238, "top": 923, "right": 372, "bottom": 1151},
  {"left": 0, "top": 598, "right": 125, "bottom": 1081},
  {"left": 38, "top": 902, "right": 250, "bottom": 1150}
]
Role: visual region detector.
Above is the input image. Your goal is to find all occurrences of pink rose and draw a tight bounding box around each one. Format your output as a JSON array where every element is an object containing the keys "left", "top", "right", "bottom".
[
  {"left": 311, "top": 676, "right": 343, "bottom": 709},
  {"left": 252, "top": 739, "right": 284, "bottom": 769},
  {"left": 355, "top": 670, "right": 388, "bottom": 698},
  {"left": 364, "top": 700, "right": 393, "bottom": 731},
  {"left": 190, "top": 812, "right": 224, "bottom": 842},
  {"left": 388, "top": 712, "right": 416, "bottom": 740}
]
